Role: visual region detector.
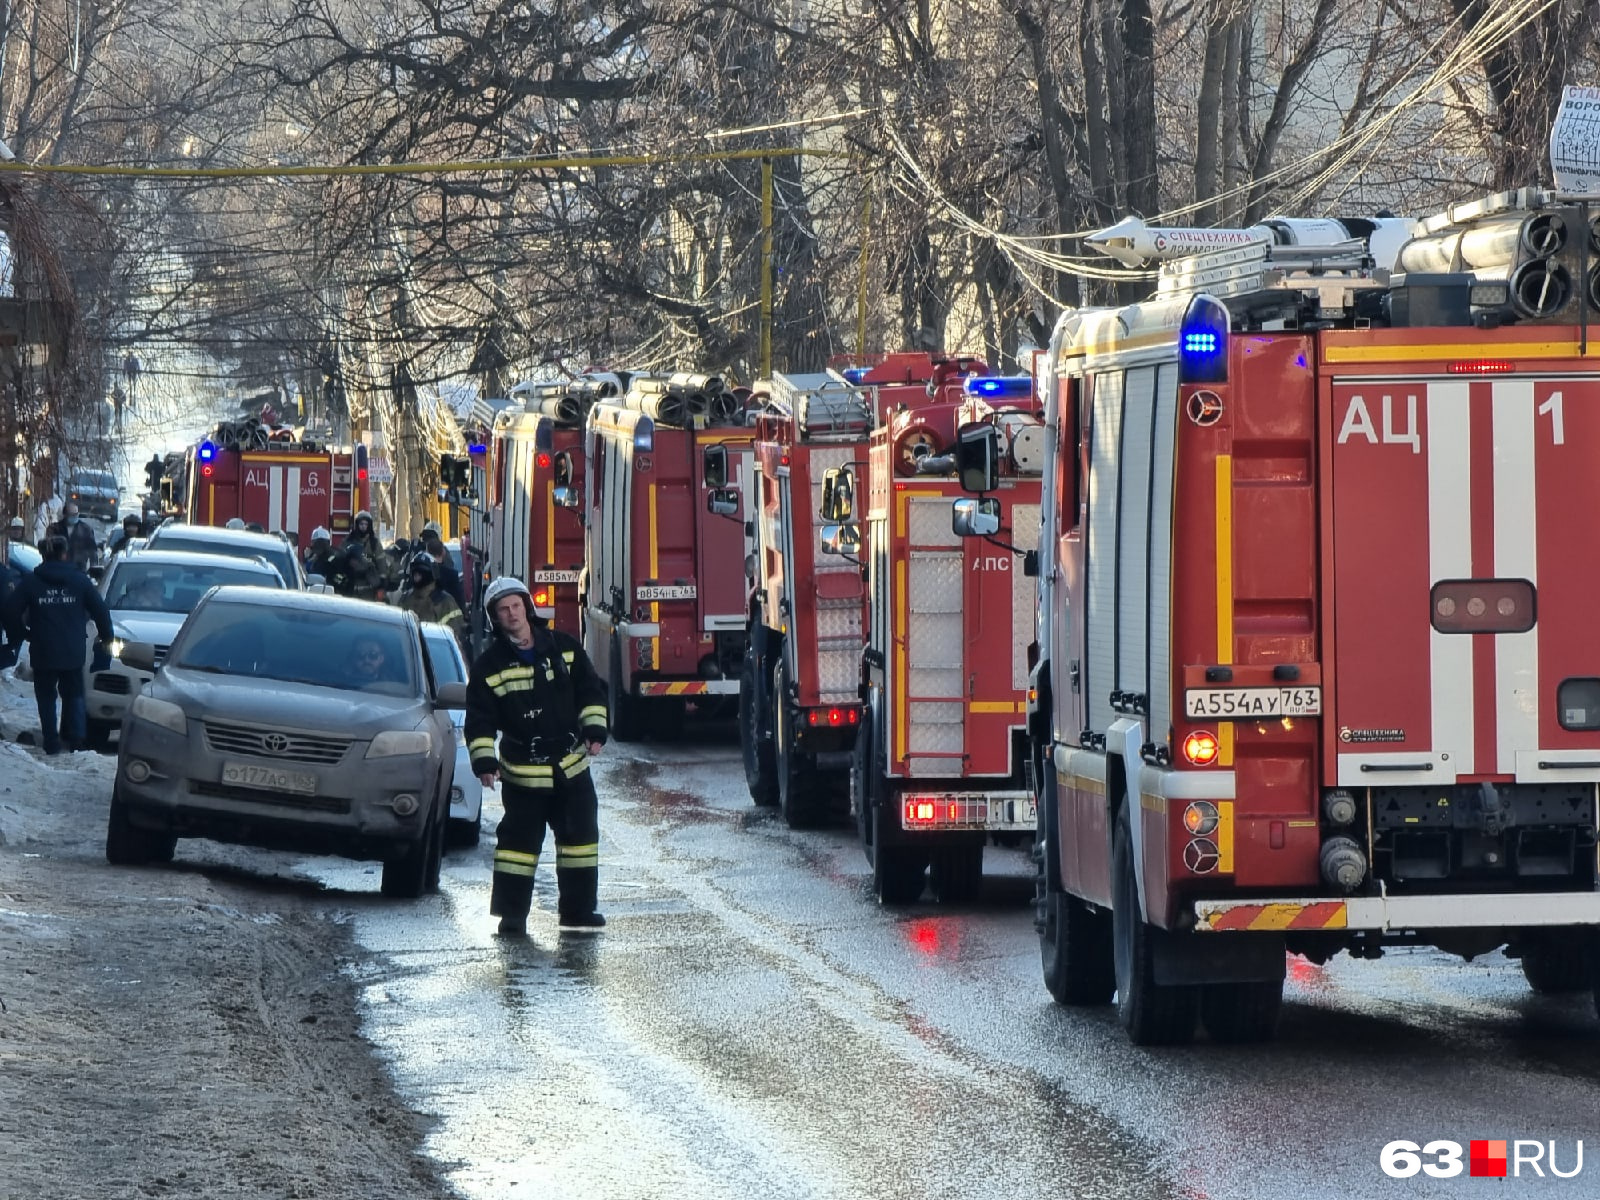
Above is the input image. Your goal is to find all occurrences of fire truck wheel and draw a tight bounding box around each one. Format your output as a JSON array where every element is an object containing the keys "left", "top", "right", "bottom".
[
  {"left": 608, "top": 636, "right": 644, "bottom": 743},
  {"left": 1198, "top": 980, "right": 1283, "bottom": 1044},
  {"left": 775, "top": 660, "right": 828, "bottom": 829},
  {"left": 739, "top": 653, "right": 778, "bottom": 806},
  {"left": 929, "top": 845, "right": 983, "bottom": 904},
  {"left": 1112, "top": 806, "right": 1197, "bottom": 1045},
  {"left": 1518, "top": 937, "right": 1592, "bottom": 994},
  {"left": 1039, "top": 891, "right": 1114, "bottom": 1006}
]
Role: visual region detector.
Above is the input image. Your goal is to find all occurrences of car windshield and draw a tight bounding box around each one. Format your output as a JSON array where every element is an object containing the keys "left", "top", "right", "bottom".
[
  {"left": 421, "top": 630, "right": 466, "bottom": 685},
  {"left": 150, "top": 532, "right": 298, "bottom": 588},
  {"left": 74, "top": 471, "right": 117, "bottom": 491},
  {"left": 104, "top": 560, "right": 282, "bottom": 612},
  {"left": 170, "top": 602, "right": 418, "bottom": 695}
]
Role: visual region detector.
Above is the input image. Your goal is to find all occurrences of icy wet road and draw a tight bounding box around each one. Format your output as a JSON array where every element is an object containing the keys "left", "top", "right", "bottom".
[{"left": 306, "top": 732, "right": 1600, "bottom": 1200}]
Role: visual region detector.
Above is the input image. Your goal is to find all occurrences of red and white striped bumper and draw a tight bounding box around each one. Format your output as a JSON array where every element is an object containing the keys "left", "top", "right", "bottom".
[
  {"left": 1194, "top": 891, "right": 1600, "bottom": 932},
  {"left": 636, "top": 680, "right": 739, "bottom": 697}
]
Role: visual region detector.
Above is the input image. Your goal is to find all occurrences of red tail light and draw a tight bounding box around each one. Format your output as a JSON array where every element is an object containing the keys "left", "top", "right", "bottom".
[
  {"left": 1446, "top": 359, "right": 1516, "bottom": 375},
  {"left": 904, "top": 799, "right": 937, "bottom": 824},
  {"left": 533, "top": 588, "right": 552, "bottom": 607},
  {"left": 201, "top": 465, "right": 213, "bottom": 477},
  {"left": 357, "top": 467, "right": 369, "bottom": 481},
  {"left": 1183, "top": 730, "right": 1220, "bottom": 766},
  {"left": 806, "top": 707, "right": 861, "bottom": 727},
  {"left": 537, "top": 451, "right": 552, "bottom": 469}
]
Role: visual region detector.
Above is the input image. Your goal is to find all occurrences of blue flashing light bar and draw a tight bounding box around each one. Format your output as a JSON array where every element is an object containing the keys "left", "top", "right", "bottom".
[
  {"left": 1178, "top": 296, "right": 1230, "bottom": 385},
  {"left": 963, "top": 375, "right": 1033, "bottom": 399},
  {"left": 198, "top": 441, "right": 216, "bottom": 461},
  {"left": 840, "top": 367, "right": 869, "bottom": 384},
  {"left": 468, "top": 444, "right": 487, "bottom": 455}
]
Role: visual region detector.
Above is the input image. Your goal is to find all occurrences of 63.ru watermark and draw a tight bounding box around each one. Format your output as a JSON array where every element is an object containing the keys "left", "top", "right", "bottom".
[{"left": 1381, "top": 1140, "right": 1583, "bottom": 1179}]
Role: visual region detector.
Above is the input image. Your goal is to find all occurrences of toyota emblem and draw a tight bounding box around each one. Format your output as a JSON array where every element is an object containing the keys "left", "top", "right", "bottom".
[{"left": 262, "top": 733, "right": 291, "bottom": 754}]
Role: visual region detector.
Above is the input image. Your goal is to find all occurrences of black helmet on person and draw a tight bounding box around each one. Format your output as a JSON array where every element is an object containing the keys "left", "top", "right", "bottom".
[{"left": 408, "top": 550, "right": 437, "bottom": 585}]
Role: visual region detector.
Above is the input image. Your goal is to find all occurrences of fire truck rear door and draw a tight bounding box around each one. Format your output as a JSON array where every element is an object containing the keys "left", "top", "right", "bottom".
[
  {"left": 1329, "top": 374, "right": 1600, "bottom": 786},
  {"left": 902, "top": 492, "right": 966, "bottom": 775},
  {"left": 694, "top": 438, "right": 751, "bottom": 633}
]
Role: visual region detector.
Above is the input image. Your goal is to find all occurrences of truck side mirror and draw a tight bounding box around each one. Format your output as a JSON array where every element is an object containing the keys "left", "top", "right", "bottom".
[
  {"left": 552, "top": 485, "right": 580, "bottom": 510},
  {"left": 820, "top": 466, "right": 855, "bottom": 522},
  {"left": 707, "top": 487, "right": 739, "bottom": 517},
  {"left": 955, "top": 422, "right": 1000, "bottom": 493},
  {"left": 703, "top": 444, "right": 728, "bottom": 489},
  {"left": 952, "top": 496, "right": 1001, "bottom": 538},
  {"left": 820, "top": 523, "right": 860, "bottom": 556}
]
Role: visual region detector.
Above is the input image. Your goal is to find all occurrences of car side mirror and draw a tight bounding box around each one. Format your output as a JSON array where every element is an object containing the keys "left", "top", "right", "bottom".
[
  {"left": 955, "top": 422, "right": 1000, "bottom": 493},
  {"left": 707, "top": 487, "right": 739, "bottom": 517},
  {"left": 703, "top": 444, "right": 729, "bottom": 489},
  {"left": 119, "top": 641, "right": 157, "bottom": 672},
  {"left": 952, "top": 496, "right": 1001, "bottom": 538},
  {"left": 552, "top": 485, "right": 581, "bottom": 509},
  {"left": 309, "top": 583, "right": 334, "bottom": 595},
  {"left": 435, "top": 681, "right": 469, "bottom": 709},
  {"left": 306, "top": 573, "right": 326, "bottom": 586}
]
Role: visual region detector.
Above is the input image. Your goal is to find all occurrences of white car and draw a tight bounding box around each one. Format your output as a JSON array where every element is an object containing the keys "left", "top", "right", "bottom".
[
  {"left": 83, "top": 550, "right": 287, "bottom": 746},
  {"left": 420, "top": 623, "right": 484, "bottom": 847}
]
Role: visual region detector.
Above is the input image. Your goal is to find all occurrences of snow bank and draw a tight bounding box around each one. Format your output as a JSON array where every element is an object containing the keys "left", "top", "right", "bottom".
[{"left": 0, "top": 668, "right": 115, "bottom": 848}]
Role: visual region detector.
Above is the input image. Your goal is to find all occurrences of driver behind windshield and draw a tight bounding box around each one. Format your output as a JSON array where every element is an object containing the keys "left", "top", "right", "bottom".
[
  {"left": 120, "top": 574, "right": 165, "bottom": 610},
  {"left": 346, "top": 635, "right": 389, "bottom": 688}
]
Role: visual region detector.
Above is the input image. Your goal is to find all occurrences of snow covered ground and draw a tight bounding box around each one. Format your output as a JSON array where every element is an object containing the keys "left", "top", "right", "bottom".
[{"left": 0, "top": 666, "right": 116, "bottom": 848}]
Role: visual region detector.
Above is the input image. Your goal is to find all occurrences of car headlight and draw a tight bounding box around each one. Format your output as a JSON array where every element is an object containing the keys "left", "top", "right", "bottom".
[
  {"left": 367, "top": 730, "right": 433, "bottom": 758},
  {"left": 130, "top": 693, "right": 186, "bottom": 735}
]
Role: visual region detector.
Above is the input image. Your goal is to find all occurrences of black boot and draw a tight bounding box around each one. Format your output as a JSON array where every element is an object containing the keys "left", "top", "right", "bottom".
[{"left": 556, "top": 865, "right": 602, "bottom": 929}]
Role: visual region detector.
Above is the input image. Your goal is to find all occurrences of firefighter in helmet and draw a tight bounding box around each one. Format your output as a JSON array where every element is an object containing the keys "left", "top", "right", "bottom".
[
  {"left": 346, "top": 510, "right": 382, "bottom": 560},
  {"left": 466, "top": 576, "right": 609, "bottom": 935},
  {"left": 398, "top": 551, "right": 467, "bottom": 650},
  {"left": 304, "top": 526, "right": 336, "bottom": 580}
]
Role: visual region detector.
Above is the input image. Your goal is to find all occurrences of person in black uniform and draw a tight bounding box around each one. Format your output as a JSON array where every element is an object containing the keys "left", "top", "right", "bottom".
[{"left": 466, "top": 576, "right": 610, "bottom": 935}]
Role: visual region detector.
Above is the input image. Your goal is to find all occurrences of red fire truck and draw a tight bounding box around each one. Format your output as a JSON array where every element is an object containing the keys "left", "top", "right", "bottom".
[
  {"left": 740, "top": 370, "right": 875, "bottom": 827},
  {"left": 182, "top": 431, "right": 369, "bottom": 541},
  {"left": 825, "top": 362, "right": 1043, "bottom": 905},
  {"left": 482, "top": 376, "right": 622, "bottom": 637},
  {"left": 582, "top": 374, "right": 755, "bottom": 739},
  {"left": 1004, "top": 189, "right": 1600, "bottom": 1046}
]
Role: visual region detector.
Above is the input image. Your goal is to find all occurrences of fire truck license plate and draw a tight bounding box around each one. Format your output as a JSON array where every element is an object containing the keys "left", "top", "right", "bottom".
[
  {"left": 222, "top": 762, "right": 318, "bottom": 795},
  {"left": 636, "top": 585, "right": 697, "bottom": 601},
  {"left": 534, "top": 569, "right": 581, "bottom": 583},
  {"left": 1184, "top": 687, "right": 1321, "bottom": 719}
]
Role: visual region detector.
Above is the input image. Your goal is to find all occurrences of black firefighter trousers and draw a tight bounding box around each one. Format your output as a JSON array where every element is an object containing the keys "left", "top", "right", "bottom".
[{"left": 490, "top": 769, "right": 600, "bottom": 923}]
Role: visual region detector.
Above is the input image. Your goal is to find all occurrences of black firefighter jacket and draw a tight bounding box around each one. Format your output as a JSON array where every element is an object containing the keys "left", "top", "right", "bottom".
[
  {"left": 3, "top": 559, "right": 114, "bottom": 671},
  {"left": 465, "top": 629, "right": 609, "bottom": 791}
]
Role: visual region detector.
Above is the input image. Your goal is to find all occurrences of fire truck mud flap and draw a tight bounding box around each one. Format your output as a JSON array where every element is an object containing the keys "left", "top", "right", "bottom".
[
  {"left": 1194, "top": 891, "right": 1600, "bottom": 932},
  {"left": 1150, "top": 926, "right": 1286, "bottom": 987}
]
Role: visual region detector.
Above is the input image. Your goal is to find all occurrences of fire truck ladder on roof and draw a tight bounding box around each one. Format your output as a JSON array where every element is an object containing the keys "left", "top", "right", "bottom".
[
  {"left": 767, "top": 371, "right": 873, "bottom": 438},
  {"left": 1156, "top": 239, "right": 1374, "bottom": 301}
]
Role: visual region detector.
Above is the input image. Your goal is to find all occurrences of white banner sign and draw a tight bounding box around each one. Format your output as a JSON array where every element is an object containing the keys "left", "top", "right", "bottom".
[{"left": 1550, "top": 85, "right": 1600, "bottom": 193}]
